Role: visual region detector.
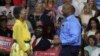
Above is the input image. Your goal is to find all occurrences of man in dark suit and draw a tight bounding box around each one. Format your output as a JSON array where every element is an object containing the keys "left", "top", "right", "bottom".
[{"left": 32, "top": 26, "right": 52, "bottom": 52}]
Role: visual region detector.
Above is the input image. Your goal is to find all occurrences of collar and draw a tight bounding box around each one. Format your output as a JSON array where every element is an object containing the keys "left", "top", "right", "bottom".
[{"left": 64, "top": 15, "right": 75, "bottom": 21}]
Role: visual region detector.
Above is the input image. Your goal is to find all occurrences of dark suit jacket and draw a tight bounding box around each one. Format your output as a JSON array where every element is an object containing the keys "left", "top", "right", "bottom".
[
  {"left": 0, "top": 27, "right": 12, "bottom": 38},
  {"left": 33, "top": 37, "right": 52, "bottom": 51}
]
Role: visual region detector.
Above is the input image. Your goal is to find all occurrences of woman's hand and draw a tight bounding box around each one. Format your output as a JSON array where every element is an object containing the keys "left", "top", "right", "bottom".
[{"left": 26, "top": 50, "right": 33, "bottom": 56}]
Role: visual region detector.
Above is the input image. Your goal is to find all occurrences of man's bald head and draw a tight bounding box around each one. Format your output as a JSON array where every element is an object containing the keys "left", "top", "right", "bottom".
[{"left": 62, "top": 3, "right": 75, "bottom": 17}]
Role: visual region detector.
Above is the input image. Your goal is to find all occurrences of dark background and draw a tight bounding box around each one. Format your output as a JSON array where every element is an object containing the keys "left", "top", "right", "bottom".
[{"left": 0, "top": 0, "right": 13, "bottom": 6}]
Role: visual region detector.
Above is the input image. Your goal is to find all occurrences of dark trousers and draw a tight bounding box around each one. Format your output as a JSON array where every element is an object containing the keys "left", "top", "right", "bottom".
[{"left": 59, "top": 45, "right": 80, "bottom": 56}]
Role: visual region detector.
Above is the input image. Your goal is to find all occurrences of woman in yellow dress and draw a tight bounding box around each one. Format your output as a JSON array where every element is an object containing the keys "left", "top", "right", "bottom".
[{"left": 10, "top": 7, "right": 32, "bottom": 56}]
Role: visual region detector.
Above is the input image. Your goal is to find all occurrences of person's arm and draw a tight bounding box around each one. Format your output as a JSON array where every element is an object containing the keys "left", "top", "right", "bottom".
[
  {"left": 68, "top": 21, "right": 81, "bottom": 44},
  {"left": 13, "top": 24, "right": 29, "bottom": 52}
]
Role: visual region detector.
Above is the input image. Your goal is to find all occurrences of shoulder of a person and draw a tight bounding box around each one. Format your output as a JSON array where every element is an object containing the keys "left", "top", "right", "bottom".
[
  {"left": 13, "top": 24, "right": 20, "bottom": 28},
  {"left": 0, "top": 6, "right": 5, "bottom": 8},
  {"left": 14, "top": 21, "right": 22, "bottom": 27},
  {"left": 0, "top": 6, "right": 6, "bottom": 10},
  {"left": 67, "top": 15, "right": 77, "bottom": 21},
  {"left": 91, "top": 48, "right": 100, "bottom": 56},
  {"left": 10, "top": 6, "right": 15, "bottom": 9}
]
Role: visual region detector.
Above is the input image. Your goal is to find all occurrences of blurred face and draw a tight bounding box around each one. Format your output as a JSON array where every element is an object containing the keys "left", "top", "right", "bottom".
[
  {"left": 91, "top": 20, "right": 97, "bottom": 28},
  {"left": 35, "top": 4, "right": 43, "bottom": 13},
  {"left": 89, "top": 38, "right": 95, "bottom": 46},
  {"left": 84, "top": 4, "right": 91, "bottom": 14},
  {"left": 20, "top": 9, "right": 27, "bottom": 20},
  {"left": 88, "top": 0, "right": 94, "bottom": 4},
  {"left": 36, "top": 21, "right": 43, "bottom": 27},
  {"left": 0, "top": 20, "right": 6, "bottom": 28},
  {"left": 88, "top": 0, "right": 94, "bottom": 7},
  {"left": 95, "top": 33, "right": 100, "bottom": 40},
  {"left": 6, "top": 0, "right": 11, "bottom": 4},
  {"left": 84, "top": 8, "right": 90, "bottom": 13},
  {"left": 35, "top": 27, "right": 43, "bottom": 38}
]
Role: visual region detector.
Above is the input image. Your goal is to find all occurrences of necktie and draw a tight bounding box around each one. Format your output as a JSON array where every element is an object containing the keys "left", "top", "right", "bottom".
[{"left": 32, "top": 38, "right": 37, "bottom": 48}]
